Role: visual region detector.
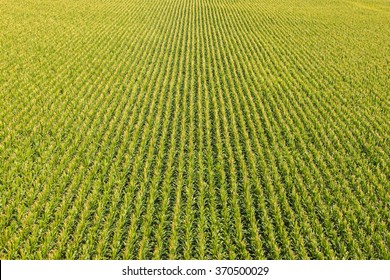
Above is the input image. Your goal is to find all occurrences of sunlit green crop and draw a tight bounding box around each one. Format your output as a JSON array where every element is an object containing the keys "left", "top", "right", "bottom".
[{"left": 0, "top": 0, "right": 389, "bottom": 259}]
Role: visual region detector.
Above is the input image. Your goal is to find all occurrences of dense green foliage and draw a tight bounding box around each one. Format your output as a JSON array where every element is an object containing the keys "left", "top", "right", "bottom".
[{"left": 0, "top": 0, "right": 389, "bottom": 259}]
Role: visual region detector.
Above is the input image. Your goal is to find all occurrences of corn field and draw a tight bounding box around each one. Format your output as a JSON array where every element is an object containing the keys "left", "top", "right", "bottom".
[{"left": 0, "top": 0, "right": 389, "bottom": 260}]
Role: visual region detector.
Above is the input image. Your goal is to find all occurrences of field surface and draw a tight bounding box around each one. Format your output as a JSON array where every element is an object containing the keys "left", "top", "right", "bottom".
[{"left": 0, "top": 0, "right": 389, "bottom": 259}]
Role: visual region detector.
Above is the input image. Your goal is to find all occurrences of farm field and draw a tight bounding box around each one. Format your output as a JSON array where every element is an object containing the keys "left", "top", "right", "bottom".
[{"left": 0, "top": 0, "right": 389, "bottom": 259}]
